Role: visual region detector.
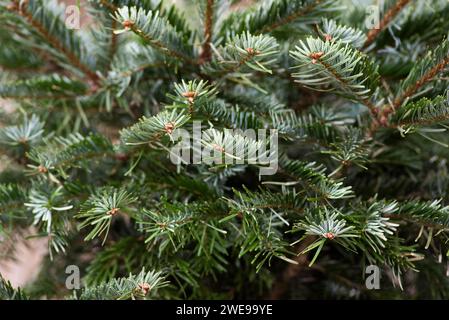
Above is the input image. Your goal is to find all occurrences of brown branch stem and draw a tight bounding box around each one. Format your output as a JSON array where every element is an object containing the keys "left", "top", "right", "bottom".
[
  {"left": 16, "top": 1, "right": 100, "bottom": 84},
  {"left": 363, "top": 0, "right": 412, "bottom": 48},
  {"left": 200, "top": 0, "right": 214, "bottom": 63}
]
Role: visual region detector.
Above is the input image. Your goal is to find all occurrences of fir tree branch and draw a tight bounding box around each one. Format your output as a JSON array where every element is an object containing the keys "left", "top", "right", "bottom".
[
  {"left": 202, "top": 32, "right": 279, "bottom": 76},
  {"left": 0, "top": 74, "right": 88, "bottom": 99},
  {"left": 112, "top": 6, "right": 196, "bottom": 64},
  {"left": 363, "top": 0, "right": 412, "bottom": 48},
  {"left": 259, "top": 0, "right": 325, "bottom": 34},
  {"left": 218, "top": 0, "right": 335, "bottom": 38},
  {"left": 0, "top": 274, "right": 29, "bottom": 300},
  {"left": 394, "top": 58, "right": 449, "bottom": 109},
  {"left": 14, "top": 0, "right": 100, "bottom": 84},
  {"left": 290, "top": 37, "right": 380, "bottom": 117},
  {"left": 376, "top": 39, "right": 449, "bottom": 125},
  {"left": 200, "top": 0, "right": 215, "bottom": 63},
  {"left": 76, "top": 268, "right": 168, "bottom": 300},
  {"left": 390, "top": 94, "right": 449, "bottom": 127}
]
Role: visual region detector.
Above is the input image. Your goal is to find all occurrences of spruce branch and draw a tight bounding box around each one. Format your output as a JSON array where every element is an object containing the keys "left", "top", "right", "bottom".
[
  {"left": 138, "top": 199, "right": 228, "bottom": 254},
  {"left": 196, "top": 100, "right": 264, "bottom": 130},
  {"left": 24, "top": 185, "right": 73, "bottom": 234},
  {"left": 392, "top": 199, "right": 449, "bottom": 229},
  {"left": 226, "top": 186, "right": 306, "bottom": 218},
  {"left": 2, "top": 0, "right": 449, "bottom": 300},
  {"left": 270, "top": 106, "right": 342, "bottom": 144},
  {"left": 97, "top": 0, "right": 193, "bottom": 38}
]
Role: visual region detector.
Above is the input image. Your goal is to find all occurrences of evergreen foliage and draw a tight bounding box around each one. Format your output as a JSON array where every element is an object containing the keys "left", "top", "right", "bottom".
[{"left": 0, "top": 0, "right": 449, "bottom": 299}]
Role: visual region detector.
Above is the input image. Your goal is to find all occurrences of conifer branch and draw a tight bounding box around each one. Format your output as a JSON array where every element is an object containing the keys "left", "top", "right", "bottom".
[
  {"left": 290, "top": 37, "right": 380, "bottom": 118},
  {"left": 259, "top": 0, "right": 326, "bottom": 34},
  {"left": 363, "top": 0, "right": 412, "bottom": 48},
  {"left": 0, "top": 274, "right": 29, "bottom": 300},
  {"left": 391, "top": 94, "right": 449, "bottom": 127},
  {"left": 378, "top": 39, "right": 449, "bottom": 124},
  {"left": 2, "top": 0, "right": 449, "bottom": 300},
  {"left": 14, "top": 0, "right": 100, "bottom": 84},
  {"left": 218, "top": 0, "right": 335, "bottom": 37},
  {"left": 112, "top": 6, "right": 196, "bottom": 64},
  {"left": 393, "top": 58, "right": 449, "bottom": 109},
  {"left": 200, "top": 0, "right": 215, "bottom": 63}
]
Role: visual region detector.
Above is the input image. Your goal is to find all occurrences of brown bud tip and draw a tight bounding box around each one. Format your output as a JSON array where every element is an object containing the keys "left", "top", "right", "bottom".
[
  {"left": 107, "top": 207, "right": 120, "bottom": 216},
  {"left": 122, "top": 20, "right": 134, "bottom": 29},
  {"left": 182, "top": 91, "right": 197, "bottom": 98},
  {"left": 138, "top": 282, "right": 151, "bottom": 295},
  {"left": 37, "top": 165, "right": 48, "bottom": 173},
  {"left": 324, "top": 34, "right": 333, "bottom": 41},
  {"left": 309, "top": 51, "right": 324, "bottom": 61},
  {"left": 18, "top": 137, "right": 28, "bottom": 144},
  {"left": 164, "top": 122, "right": 175, "bottom": 134},
  {"left": 323, "top": 232, "right": 335, "bottom": 240},
  {"left": 245, "top": 47, "right": 261, "bottom": 55}
]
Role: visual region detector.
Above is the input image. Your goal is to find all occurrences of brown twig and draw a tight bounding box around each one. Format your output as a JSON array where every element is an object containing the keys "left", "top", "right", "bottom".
[
  {"left": 393, "top": 57, "right": 449, "bottom": 109},
  {"left": 15, "top": 0, "right": 100, "bottom": 85},
  {"left": 129, "top": 26, "right": 197, "bottom": 65},
  {"left": 200, "top": 0, "right": 214, "bottom": 63},
  {"left": 109, "top": 19, "right": 118, "bottom": 63},
  {"left": 371, "top": 54, "right": 449, "bottom": 134},
  {"left": 363, "top": 0, "right": 412, "bottom": 48}
]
